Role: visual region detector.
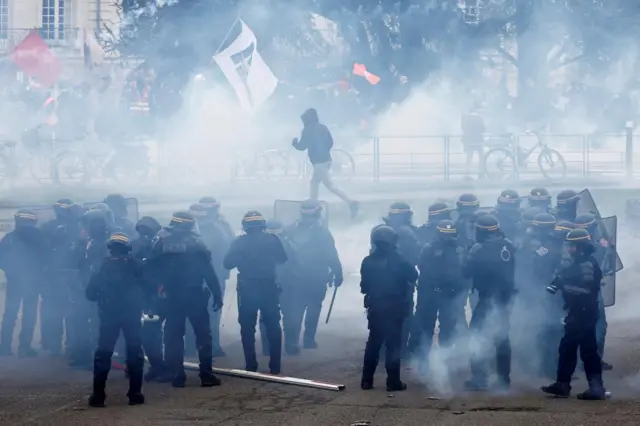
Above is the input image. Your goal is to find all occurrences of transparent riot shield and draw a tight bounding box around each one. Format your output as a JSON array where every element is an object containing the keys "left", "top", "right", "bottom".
[
  {"left": 273, "top": 200, "right": 329, "bottom": 228},
  {"left": 0, "top": 204, "right": 56, "bottom": 236},
  {"left": 84, "top": 197, "right": 140, "bottom": 223},
  {"left": 599, "top": 216, "right": 619, "bottom": 307}
]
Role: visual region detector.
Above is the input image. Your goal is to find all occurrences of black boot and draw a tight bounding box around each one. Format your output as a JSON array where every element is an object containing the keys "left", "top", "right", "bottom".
[
  {"left": 128, "top": 392, "right": 145, "bottom": 405},
  {"left": 541, "top": 381, "right": 571, "bottom": 398},
  {"left": 302, "top": 338, "right": 318, "bottom": 349},
  {"left": 360, "top": 374, "right": 374, "bottom": 390},
  {"left": 577, "top": 377, "right": 607, "bottom": 400},
  {"left": 172, "top": 372, "right": 187, "bottom": 388},
  {"left": 88, "top": 378, "right": 107, "bottom": 408},
  {"left": 144, "top": 364, "right": 166, "bottom": 382},
  {"left": 386, "top": 369, "right": 407, "bottom": 392},
  {"left": 285, "top": 343, "right": 301, "bottom": 355},
  {"left": 127, "top": 365, "right": 145, "bottom": 405},
  {"left": 200, "top": 373, "right": 221, "bottom": 387}
]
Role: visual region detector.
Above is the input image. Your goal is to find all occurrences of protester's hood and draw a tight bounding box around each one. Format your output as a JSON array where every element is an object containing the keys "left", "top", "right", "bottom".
[{"left": 301, "top": 108, "right": 319, "bottom": 126}]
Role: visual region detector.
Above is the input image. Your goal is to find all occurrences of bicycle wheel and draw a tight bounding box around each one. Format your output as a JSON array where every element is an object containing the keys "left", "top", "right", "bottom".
[
  {"left": 28, "top": 154, "right": 55, "bottom": 186},
  {"left": 331, "top": 148, "right": 356, "bottom": 181},
  {"left": 537, "top": 148, "right": 567, "bottom": 179},
  {"left": 253, "top": 149, "right": 290, "bottom": 183},
  {"left": 482, "top": 147, "right": 517, "bottom": 181},
  {"left": 52, "top": 151, "right": 91, "bottom": 187}
]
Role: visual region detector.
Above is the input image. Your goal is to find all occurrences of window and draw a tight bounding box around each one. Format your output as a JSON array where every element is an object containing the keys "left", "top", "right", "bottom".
[
  {"left": 42, "top": 0, "right": 66, "bottom": 40},
  {"left": 0, "top": 0, "right": 8, "bottom": 40}
]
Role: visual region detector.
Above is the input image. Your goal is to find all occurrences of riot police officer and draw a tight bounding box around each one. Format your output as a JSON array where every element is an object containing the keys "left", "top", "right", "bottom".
[
  {"left": 416, "top": 202, "right": 452, "bottom": 245},
  {"left": 104, "top": 194, "right": 136, "bottom": 236},
  {"left": 513, "top": 206, "right": 543, "bottom": 249},
  {"left": 554, "top": 189, "right": 580, "bottom": 222},
  {"left": 541, "top": 228, "right": 607, "bottom": 400},
  {"left": 224, "top": 211, "right": 287, "bottom": 373},
  {"left": 132, "top": 216, "right": 165, "bottom": 381},
  {"left": 574, "top": 213, "right": 612, "bottom": 370},
  {"left": 199, "top": 197, "right": 235, "bottom": 241},
  {"left": 455, "top": 193, "right": 480, "bottom": 249},
  {"left": 0, "top": 209, "right": 48, "bottom": 357},
  {"left": 360, "top": 226, "right": 418, "bottom": 391},
  {"left": 286, "top": 200, "right": 343, "bottom": 350},
  {"left": 529, "top": 187, "right": 552, "bottom": 212},
  {"left": 86, "top": 233, "right": 147, "bottom": 407},
  {"left": 493, "top": 190, "right": 521, "bottom": 241},
  {"left": 189, "top": 203, "right": 232, "bottom": 357},
  {"left": 410, "top": 220, "right": 466, "bottom": 365},
  {"left": 148, "top": 212, "right": 223, "bottom": 387},
  {"left": 464, "top": 215, "right": 516, "bottom": 391},
  {"left": 379, "top": 201, "right": 422, "bottom": 265}
]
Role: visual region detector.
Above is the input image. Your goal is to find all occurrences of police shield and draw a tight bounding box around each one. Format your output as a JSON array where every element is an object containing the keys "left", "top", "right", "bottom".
[
  {"left": 84, "top": 197, "right": 140, "bottom": 223},
  {"left": 273, "top": 199, "right": 329, "bottom": 228}
]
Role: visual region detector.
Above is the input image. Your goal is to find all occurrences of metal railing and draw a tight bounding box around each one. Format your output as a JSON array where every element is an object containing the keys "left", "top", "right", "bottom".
[{"left": 0, "top": 27, "right": 81, "bottom": 54}]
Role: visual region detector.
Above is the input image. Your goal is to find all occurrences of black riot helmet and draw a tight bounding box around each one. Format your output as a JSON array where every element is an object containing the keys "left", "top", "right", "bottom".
[
  {"left": 386, "top": 201, "right": 413, "bottom": 225},
  {"left": 532, "top": 212, "right": 557, "bottom": 234},
  {"left": 555, "top": 189, "right": 579, "bottom": 221},
  {"left": 53, "top": 198, "right": 74, "bottom": 220},
  {"left": 14, "top": 208, "right": 38, "bottom": 228},
  {"left": 169, "top": 211, "right": 197, "bottom": 231},
  {"left": 91, "top": 202, "right": 115, "bottom": 226},
  {"left": 529, "top": 187, "right": 551, "bottom": 210},
  {"left": 475, "top": 214, "right": 500, "bottom": 242},
  {"left": 456, "top": 193, "right": 479, "bottom": 215},
  {"left": 188, "top": 203, "right": 207, "bottom": 220},
  {"left": 521, "top": 207, "right": 543, "bottom": 227},
  {"left": 107, "top": 232, "right": 132, "bottom": 254},
  {"left": 135, "top": 216, "right": 161, "bottom": 238},
  {"left": 299, "top": 199, "right": 322, "bottom": 225},
  {"left": 565, "top": 228, "right": 595, "bottom": 257},
  {"left": 103, "top": 194, "right": 128, "bottom": 219},
  {"left": 69, "top": 203, "right": 86, "bottom": 220},
  {"left": 574, "top": 213, "right": 597, "bottom": 236},
  {"left": 242, "top": 210, "right": 266, "bottom": 233},
  {"left": 266, "top": 219, "right": 284, "bottom": 235},
  {"left": 81, "top": 209, "right": 109, "bottom": 239},
  {"left": 436, "top": 219, "right": 456, "bottom": 241},
  {"left": 496, "top": 189, "right": 520, "bottom": 211},
  {"left": 554, "top": 220, "right": 575, "bottom": 239},
  {"left": 370, "top": 225, "right": 398, "bottom": 251},
  {"left": 427, "top": 202, "right": 451, "bottom": 223},
  {"left": 199, "top": 196, "right": 220, "bottom": 218}
]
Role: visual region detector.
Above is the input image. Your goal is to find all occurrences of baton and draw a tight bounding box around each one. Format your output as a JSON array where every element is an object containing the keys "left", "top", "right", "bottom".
[{"left": 325, "top": 285, "right": 339, "bottom": 324}]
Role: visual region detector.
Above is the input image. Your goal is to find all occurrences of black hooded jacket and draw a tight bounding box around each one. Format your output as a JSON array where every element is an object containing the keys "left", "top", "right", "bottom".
[{"left": 293, "top": 108, "right": 333, "bottom": 164}]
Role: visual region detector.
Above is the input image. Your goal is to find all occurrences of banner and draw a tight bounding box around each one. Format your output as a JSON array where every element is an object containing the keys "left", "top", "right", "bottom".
[
  {"left": 10, "top": 31, "right": 61, "bottom": 88},
  {"left": 213, "top": 20, "right": 278, "bottom": 113}
]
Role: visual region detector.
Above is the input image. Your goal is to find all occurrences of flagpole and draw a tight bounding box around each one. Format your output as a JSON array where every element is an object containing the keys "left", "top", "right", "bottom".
[{"left": 213, "top": 16, "right": 241, "bottom": 57}]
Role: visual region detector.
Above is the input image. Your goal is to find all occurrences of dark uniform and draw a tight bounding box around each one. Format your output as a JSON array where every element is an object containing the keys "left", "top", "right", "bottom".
[
  {"left": 361, "top": 225, "right": 418, "bottom": 391},
  {"left": 104, "top": 194, "right": 136, "bottom": 236},
  {"left": 286, "top": 200, "right": 343, "bottom": 350},
  {"left": 464, "top": 215, "right": 516, "bottom": 391},
  {"left": 189, "top": 203, "right": 232, "bottom": 358},
  {"left": 40, "top": 200, "right": 84, "bottom": 356},
  {"left": 554, "top": 189, "right": 580, "bottom": 222},
  {"left": 454, "top": 193, "right": 480, "bottom": 249},
  {"left": 198, "top": 197, "right": 235, "bottom": 241},
  {"left": 86, "top": 233, "right": 147, "bottom": 407},
  {"left": 224, "top": 211, "right": 287, "bottom": 373},
  {"left": 260, "top": 219, "right": 300, "bottom": 355},
  {"left": 132, "top": 216, "right": 166, "bottom": 382},
  {"left": 416, "top": 202, "right": 452, "bottom": 246},
  {"left": 541, "top": 228, "right": 607, "bottom": 400},
  {"left": 0, "top": 210, "right": 48, "bottom": 357},
  {"left": 148, "top": 212, "right": 223, "bottom": 387},
  {"left": 529, "top": 187, "right": 552, "bottom": 212},
  {"left": 410, "top": 220, "right": 466, "bottom": 366},
  {"left": 493, "top": 190, "right": 521, "bottom": 241}
]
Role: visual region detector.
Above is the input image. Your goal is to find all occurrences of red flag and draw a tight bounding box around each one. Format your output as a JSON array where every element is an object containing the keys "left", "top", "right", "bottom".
[
  {"left": 352, "top": 63, "right": 380, "bottom": 85},
  {"left": 10, "top": 31, "right": 61, "bottom": 88}
]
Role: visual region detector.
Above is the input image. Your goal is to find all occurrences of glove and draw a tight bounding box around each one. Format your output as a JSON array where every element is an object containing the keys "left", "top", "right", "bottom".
[
  {"left": 333, "top": 274, "right": 344, "bottom": 287},
  {"left": 291, "top": 137, "right": 299, "bottom": 146}
]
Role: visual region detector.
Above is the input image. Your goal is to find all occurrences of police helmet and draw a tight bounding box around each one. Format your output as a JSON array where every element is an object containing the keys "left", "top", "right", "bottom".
[
  {"left": 456, "top": 193, "right": 479, "bottom": 213},
  {"left": 300, "top": 199, "right": 322, "bottom": 216},
  {"left": 370, "top": 225, "right": 398, "bottom": 247},
  {"left": 532, "top": 212, "right": 556, "bottom": 230},
  {"left": 53, "top": 198, "right": 74, "bottom": 218},
  {"left": 386, "top": 201, "right": 412, "bottom": 223},
  {"left": 266, "top": 219, "right": 284, "bottom": 235},
  {"left": 69, "top": 203, "right": 86, "bottom": 219},
  {"left": 496, "top": 189, "right": 520, "bottom": 210},
  {"left": 427, "top": 202, "right": 451, "bottom": 222},
  {"left": 554, "top": 220, "right": 575, "bottom": 238},
  {"left": 242, "top": 210, "right": 266, "bottom": 231},
  {"left": 529, "top": 187, "right": 551, "bottom": 209},
  {"left": 564, "top": 228, "right": 594, "bottom": 254},
  {"left": 14, "top": 208, "right": 38, "bottom": 227},
  {"left": 521, "top": 207, "right": 543, "bottom": 225},
  {"left": 103, "top": 194, "right": 128, "bottom": 215},
  {"left": 135, "top": 216, "right": 161, "bottom": 238},
  {"left": 199, "top": 197, "right": 220, "bottom": 212},
  {"left": 475, "top": 214, "right": 500, "bottom": 241},
  {"left": 556, "top": 189, "right": 579, "bottom": 206},
  {"left": 91, "top": 203, "right": 115, "bottom": 225},
  {"left": 436, "top": 219, "right": 456, "bottom": 239},
  {"left": 169, "top": 211, "right": 197, "bottom": 230},
  {"left": 574, "top": 213, "right": 597, "bottom": 232},
  {"left": 107, "top": 232, "right": 132, "bottom": 252},
  {"left": 188, "top": 203, "right": 207, "bottom": 218},
  {"left": 82, "top": 208, "right": 107, "bottom": 226}
]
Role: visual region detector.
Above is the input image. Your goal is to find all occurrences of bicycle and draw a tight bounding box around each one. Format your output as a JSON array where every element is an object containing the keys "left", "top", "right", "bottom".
[
  {"left": 482, "top": 129, "right": 567, "bottom": 181},
  {"left": 0, "top": 140, "right": 60, "bottom": 188}
]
